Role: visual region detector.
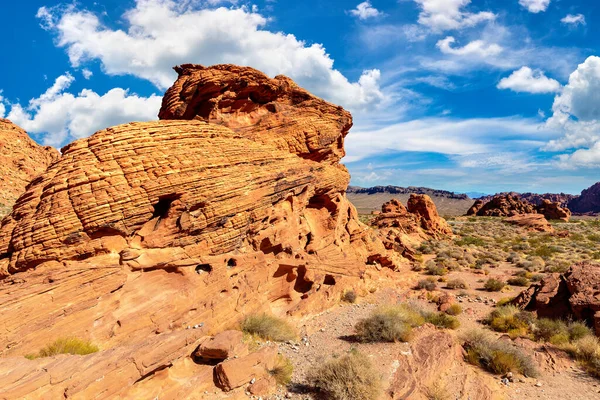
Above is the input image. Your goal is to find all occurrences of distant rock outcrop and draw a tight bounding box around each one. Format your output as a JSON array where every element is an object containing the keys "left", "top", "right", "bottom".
[
  {"left": 470, "top": 194, "right": 536, "bottom": 217},
  {"left": 0, "top": 119, "right": 59, "bottom": 217},
  {"left": 477, "top": 191, "right": 576, "bottom": 208},
  {"left": 513, "top": 262, "right": 600, "bottom": 336},
  {"left": 371, "top": 195, "right": 452, "bottom": 260},
  {"left": 348, "top": 185, "right": 469, "bottom": 200},
  {"left": 568, "top": 182, "right": 600, "bottom": 214},
  {"left": 467, "top": 194, "right": 571, "bottom": 222},
  {"left": 505, "top": 214, "right": 554, "bottom": 233}
]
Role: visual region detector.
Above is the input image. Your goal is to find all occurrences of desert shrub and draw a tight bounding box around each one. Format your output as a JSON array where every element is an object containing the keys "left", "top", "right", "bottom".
[
  {"left": 506, "top": 252, "right": 521, "bottom": 263},
  {"left": 530, "top": 273, "right": 545, "bottom": 282},
  {"left": 484, "top": 278, "right": 505, "bottom": 292},
  {"left": 269, "top": 354, "right": 294, "bottom": 385},
  {"left": 588, "top": 234, "right": 600, "bottom": 243},
  {"left": 486, "top": 306, "right": 532, "bottom": 337},
  {"left": 426, "top": 263, "right": 448, "bottom": 276},
  {"left": 25, "top": 338, "right": 99, "bottom": 359},
  {"left": 462, "top": 329, "right": 538, "bottom": 377},
  {"left": 355, "top": 305, "right": 425, "bottom": 343},
  {"left": 445, "top": 304, "right": 463, "bottom": 316},
  {"left": 310, "top": 350, "right": 381, "bottom": 400},
  {"left": 507, "top": 277, "right": 530, "bottom": 287},
  {"left": 496, "top": 297, "right": 515, "bottom": 307},
  {"left": 533, "top": 318, "right": 569, "bottom": 344},
  {"left": 573, "top": 336, "right": 600, "bottom": 362},
  {"left": 342, "top": 290, "right": 357, "bottom": 303},
  {"left": 446, "top": 279, "right": 468, "bottom": 290},
  {"left": 241, "top": 314, "right": 297, "bottom": 342},
  {"left": 424, "top": 312, "right": 460, "bottom": 329},
  {"left": 417, "top": 278, "right": 437, "bottom": 291},
  {"left": 568, "top": 321, "right": 593, "bottom": 341},
  {"left": 455, "top": 236, "right": 485, "bottom": 247},
  {"left": 532, "top": 245, "right": 559, "bottom": 258}
]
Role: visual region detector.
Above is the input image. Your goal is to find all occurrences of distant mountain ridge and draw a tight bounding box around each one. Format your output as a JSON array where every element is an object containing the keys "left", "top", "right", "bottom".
[
  {"left": 348, "top": 185, "right": 470, "bottom": 200},
  {"left": 476, "top": 192, "right": 577, "bottom": 208}
]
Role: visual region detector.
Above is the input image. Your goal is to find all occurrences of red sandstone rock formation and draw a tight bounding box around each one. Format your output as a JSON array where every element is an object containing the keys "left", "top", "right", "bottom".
[
  {"left": 513, "top": 262, "right": 600, "bottom": 336},
  {"left": 569, "top": 182, "right": 600, "bottom": 214},
  {"left": 505, "top": 213, "right": 554, "bottom": 232},
  {"left": 0, "top": 65, "right": 407, "bottom": 397},
  {"left": 0, "top": 119, "right": 59, "bottom": 217},
  {"left": 537, "top": 199, "right": 571, "bottom": 222},
  {"left": 370, "top": 196, "right": 452, "bottom": 261},
  {"left": 466, "top": 199, "right": 484, "bottom": 216},
  {"left": 472, "top": 194, "right": 536, "bottom": 217}
]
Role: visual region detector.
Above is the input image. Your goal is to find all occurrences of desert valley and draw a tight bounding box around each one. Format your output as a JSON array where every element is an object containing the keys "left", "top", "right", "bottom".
[{"left": 0, "top": 63, "right": 600, "bottom": 400}]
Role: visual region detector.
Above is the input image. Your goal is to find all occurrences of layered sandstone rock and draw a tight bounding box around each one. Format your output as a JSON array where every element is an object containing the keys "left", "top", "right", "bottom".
[
  {"left": 0, "top": 65, "right": 407, "bottom": 397},
  {"left": 466, "top": 199, "right": 484, "bottom": 216},
  {"left": 370, "top": 196, "right": 452, "bottom": 261},
  {"left": 505, "top": 214, "right": 554, "bottom": 233},
  {"left": 537, "top": 199, "right": 571, "bottom": 222},
  {"left": 0, "top": 119, "right": 59, "bottom": 217},
  {"left": 471, "top": 194, "right": 536, "bottom": 217},
  {"left": 159, "top": 64, "right": 351, "bottom": 163},
  {"left": 569, "top": 182, "right": 600, "bottom": 214},
  {"left": 513, "top": 262, "right": 600, "bottom": 336}
]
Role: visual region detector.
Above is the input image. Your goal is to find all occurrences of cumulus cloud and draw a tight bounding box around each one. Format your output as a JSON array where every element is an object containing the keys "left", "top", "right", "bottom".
[
  {"left": 436, "top": 36, "right": 503, "bottom": 57},
  {"left": 82, "top": 69, "right": 93, "bottom": 79},
  {"left": 0, "top": 92, "right": 5, "bottom": 118},
  {"left": 349, "top": 1, "right": 382, "bottom": 20},
  {"left": 544, "top": 56, "right": 600, "bottom": 167},
  {"left": 497, "top": 67, "right": 561, "bottom": 93},
  {"left": 5, "top": 74, "right": 161, "bottom": 147},
  {"left": 413, "top": 0, "right": 495, "bottom": 32},
  {"left": 38, "top": 0, "right": 385, "bottom": 112},
  {"left": 519, "top": 0, "right": 550, "bottom": 13},
  {"left": 561, "top": 14, "right": 586, "bottom": 26}
]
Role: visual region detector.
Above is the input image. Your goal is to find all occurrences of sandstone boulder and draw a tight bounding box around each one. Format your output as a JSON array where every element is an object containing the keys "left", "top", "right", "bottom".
[
  {"left": 194, "top": 330, "right": 248, "bottom": 361},
  {"left": 214, "top": 345, "right": 278, "bottom": 391},
  {"left": 0, "top": 119, "right": 59, "bottom": 218},
  {"left": 536, "top": 199, "right": 571, "bottom": 222},
  {"left": 513, "top": 262, "right": 600, "bottom": 335},
  {"left": 504, "top": 213, "right": 554, "bottom": 232},
  {"left": 407, "top": 194, "right": 453, "bottom": 237},
  {"left": 466, "top": 199, "right": 484, "bottom": 216}
]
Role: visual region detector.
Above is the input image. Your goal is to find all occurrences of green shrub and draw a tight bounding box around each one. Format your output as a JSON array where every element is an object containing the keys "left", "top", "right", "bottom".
[
  {"left": 425, "top": 312, "right": 460, "bottom": 329},
  {"left": 241, "top": 314, "right": 297, "bottom": 342},
  {"left": 456, "top": 236, "right": 485, "bottom": 247},
  {"left": 355, "top": 305, "right": 425, "bottom": 343},
  {"left": 426, "top": 263, "right": 448, "bottom": 276},
  {"left": 507, "top": 277, "right": 530, "bottom": 287},
  {"left": 534, "top": 318, "right": 568, "bottom": 343},
  {"left": 309, "top": 350, "right": 381, "bottom": 400},
  {"left": 568, "top": 321, "right": 593, "bottom": 341},
  {"left": 446, "top": 279, "right": 468, "bottom": 290},
  {"left": 269, "top": 354, "right": 294, "bottom": 385},
  {"left": 486, "top": 306, "right": 532, "bottom": 336},
  {"left": 462, "top": 330, "right": 538, "bottom": 377},
  {"left": 484, "top": 278, "right": 505, "bottom": 292},
  {"left": 25, "top": 338, "right": 99, "bottom": 359},
  {"left": 445, "top": 304, "right": 463, "bottom": 316}
]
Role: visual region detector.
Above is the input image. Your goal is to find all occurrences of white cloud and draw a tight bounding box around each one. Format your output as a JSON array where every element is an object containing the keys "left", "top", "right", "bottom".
[
  {"left": 345, "top": 116, "right": 556, "bottom": 163},
  {"left": 436, "top": 36, "right": 503, "bottom": 57},
  {"left": 6, "top": 74, "right": 161, "bottom": 147},
  {"left": 0, "top": 92, "right": 5, "bottom": 118},
  {"left": 497, "top": 67, "right": 561, "bottom": 93},
  {"left": 349, "top": 1, "right": 382, "bottom": 20},
  {"left": 413, "top": 0, "right": 496, "bottom": 32},
  {"left": 544, "top": 56, "right": 600, "bottom": 167},
  {"left": 519, "top": 0, "right": 550, "bottom": 13},
  {"left": 561, "top": 14, "right": 586, "bottom": 26},
  {"left": 38, "top": 0, "right": 385, "bottom": 113},
  {"left": 82, "top": 68, "right": 93, "bottom": 79}
]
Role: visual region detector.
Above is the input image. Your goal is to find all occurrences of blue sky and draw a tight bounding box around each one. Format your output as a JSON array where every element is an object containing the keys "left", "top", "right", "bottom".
[{"left": 1, "top": 0, "right": 600, "bottom": 195}]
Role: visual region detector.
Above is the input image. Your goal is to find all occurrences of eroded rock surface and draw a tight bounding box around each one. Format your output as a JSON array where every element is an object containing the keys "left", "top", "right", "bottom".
[
  {"left": 505, "top": 214, "right": 554, "bottom": 233},
  {"left": 513, "top": 262, "right": 600, "bottom": 335},
  {"left": 471, "top": 194, "right": 536, "bottom": 217},
  {"left": 0, "top": 119, "right": 59, "bottom": 217},
  {"left": 0, "top": 65, "right": 406, "bottom": 398}
]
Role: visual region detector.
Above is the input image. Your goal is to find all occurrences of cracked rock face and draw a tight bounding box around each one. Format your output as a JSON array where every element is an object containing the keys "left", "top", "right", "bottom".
[
  {"left": 0, "top": 65, "right": 408, "bottom": 398},
  {"left": 0, "top": 119, "right": 59, "bottom": 218}
]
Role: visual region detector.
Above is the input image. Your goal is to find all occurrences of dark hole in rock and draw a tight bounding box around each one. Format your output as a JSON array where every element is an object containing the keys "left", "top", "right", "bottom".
[
  {"left": 227, "top": 258, "right": 237, "bottom": 268},
  {"left": 152, "top": 194, "right": 180, "bottom": 220},
  {"left": 323, "top": 275, "right": 336, "bottom": 285},
  {"left": 294, "top": 266, "right": 313, "bottom": 293},
  {"left": 196, "top": 264, "right": 212, "bottom": 274}
]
